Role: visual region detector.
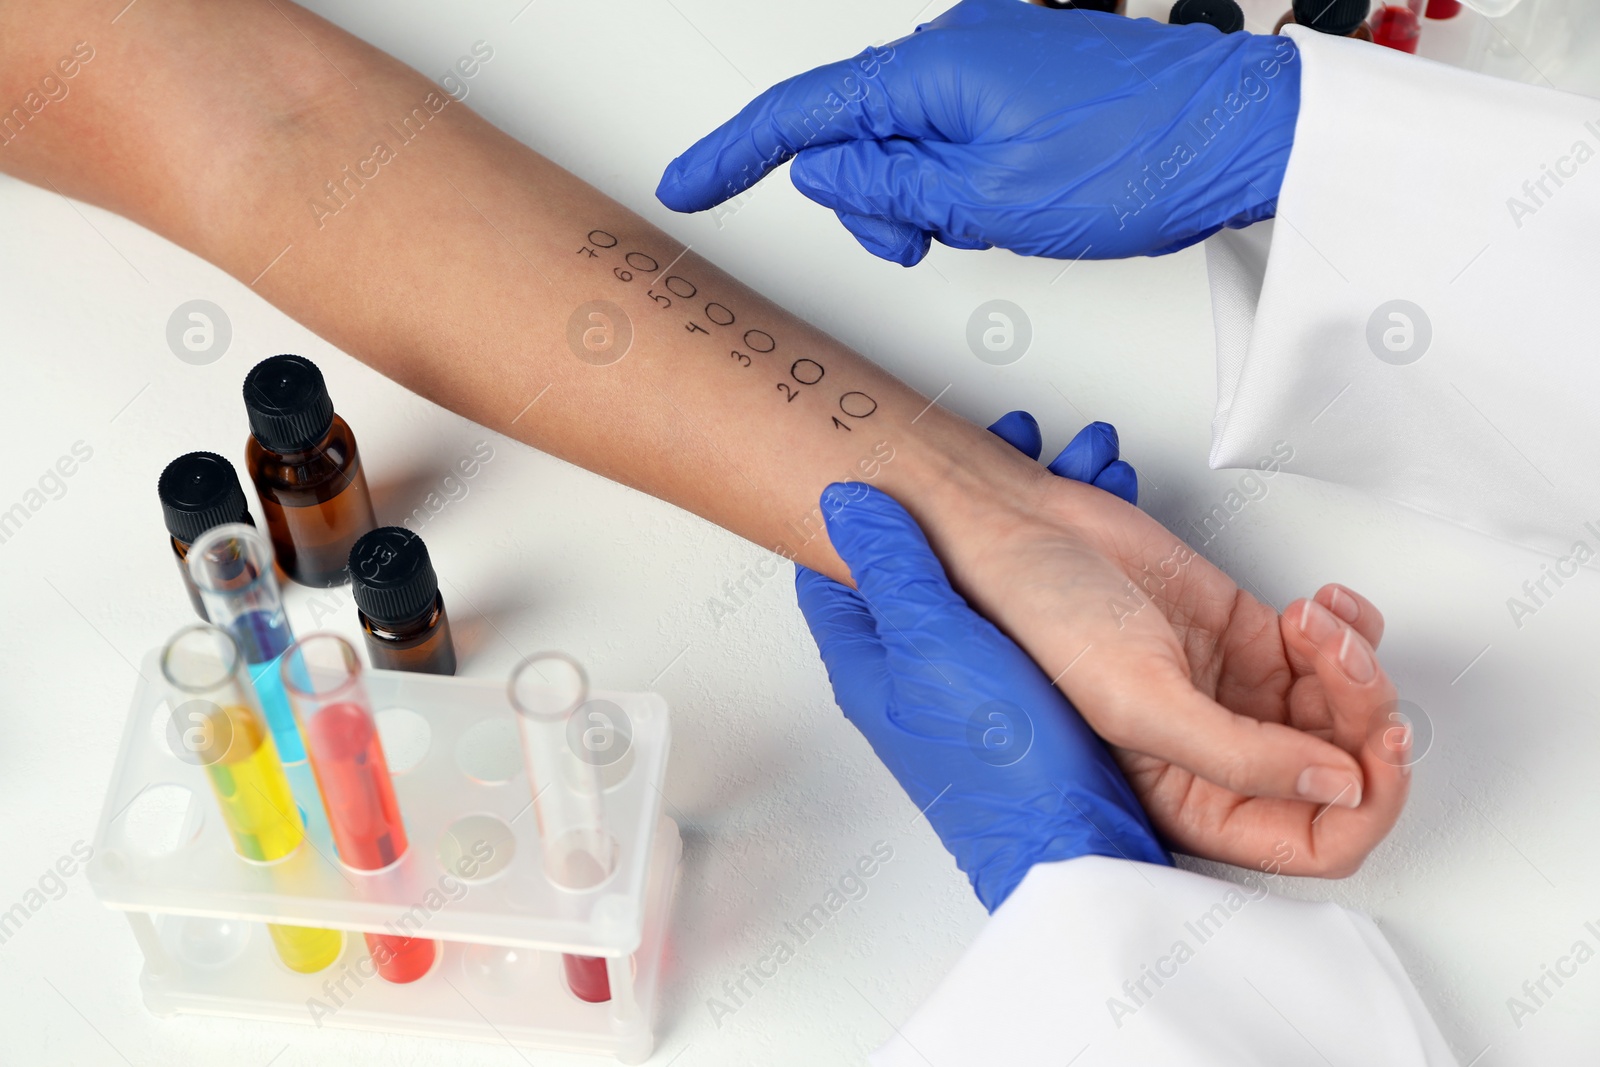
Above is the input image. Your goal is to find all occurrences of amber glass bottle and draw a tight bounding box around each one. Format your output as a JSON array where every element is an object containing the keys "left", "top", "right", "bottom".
[
  {"left": 1038, "top": 0, "right": 1126, "bottom": 12},
  {"left": 1276, "top": 0, "right": 1373, "bottom": 39},
  {"left": 349, "top": 526, "right": 457, "bottom": 675},
  {"left": 158, "top": 452, "right": 256, "bottom": 619},
  {"left": 243, "top": 355, "right": 376, "bottom": 587},
  {"left": 1170, "top": 0, "right": 1245, "bottom": 33}
]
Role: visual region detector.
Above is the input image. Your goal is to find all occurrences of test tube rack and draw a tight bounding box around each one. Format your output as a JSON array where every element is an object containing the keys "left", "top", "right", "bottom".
[{"left": 88, "top": 653, "right": 681, "bottom": 1063}]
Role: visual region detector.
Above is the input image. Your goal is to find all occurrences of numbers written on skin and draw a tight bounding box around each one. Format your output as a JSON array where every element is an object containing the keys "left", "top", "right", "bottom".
[{"left": 577, "top": 229, "right": 877, "bottom": 430}]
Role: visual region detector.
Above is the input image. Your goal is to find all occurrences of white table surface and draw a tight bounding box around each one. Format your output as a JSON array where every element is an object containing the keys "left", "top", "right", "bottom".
[{"left": 2, "top": 1, "right": 1597, "bottom": 1063}]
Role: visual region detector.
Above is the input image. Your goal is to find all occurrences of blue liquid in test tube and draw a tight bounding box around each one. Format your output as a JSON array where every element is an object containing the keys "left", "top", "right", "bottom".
[
  {"left": 237, "top": 608, "right": 305, "bottom": 763},
  {"left": 187, "top": 524, "right": 309, "bottom": 763}
]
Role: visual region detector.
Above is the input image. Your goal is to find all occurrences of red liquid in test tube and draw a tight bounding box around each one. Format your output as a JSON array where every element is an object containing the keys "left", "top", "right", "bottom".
[
  {"left": 565, "top": 953, "right": 612, "bottom": 1002},
  {"left": 1372, "top": 4, "right": 1422, "bottom": 52},
  {"left": 286, "top": 636, "right": 438, "bottom": 984}
]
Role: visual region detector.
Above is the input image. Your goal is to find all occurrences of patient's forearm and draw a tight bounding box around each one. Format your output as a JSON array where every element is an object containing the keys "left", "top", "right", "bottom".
[
  {"left": 2, "top": 3, "right": 1418, "bottom": 874},
  {"left": 0, "top": 0, "right": 1046, "bottom": 583}
]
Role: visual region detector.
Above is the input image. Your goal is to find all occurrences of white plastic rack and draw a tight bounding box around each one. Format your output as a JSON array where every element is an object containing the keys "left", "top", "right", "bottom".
[{"left": 89, "top": 655, "right": 681, "bottom": 1063}]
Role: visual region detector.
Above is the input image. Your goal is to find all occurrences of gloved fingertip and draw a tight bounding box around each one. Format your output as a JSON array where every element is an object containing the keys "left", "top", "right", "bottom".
[
  {"left": 818, "top": 481, "right": 893, "bottom": 537},
  {"left": 880, "top": 230, "right": 932, "bottom": 267},
  {"left": 817, "top": 482, "right": 954, "bottom": 602},
  {"left": 659, "top": 124, "right": 791, "bottom": 211},
  {"left": 934, "top": 232, "right": 993, "bottom": 252},
  {"left": 1086, "top": 420, "right": 1120, "bottom": 455},
  {"left": 832, "top": 209, "right": 930, "bottom": 267},
  {"left": 794, "top": 564, "right": 874, "bottom": 636},
  {"left": 793, "top": 562, "right": 830, "bottom": 598},
  {"left": 788, "top": 147, "right": 838, "bottom": 201},
  {"left": 986, "top": 410, "right": 1043, "bottom": 460},
  {"left": 653, "top": 171, "right": 689, "bottom": 212},
  {"left": 654, "top": 160, "right": 723, "bottom": 213},
  {"left": 1093, "top": 459, "right": 1139, "bottom": 506},
  {"left": 1047, "top": 420, "right": 1121, "bottom": 482}
]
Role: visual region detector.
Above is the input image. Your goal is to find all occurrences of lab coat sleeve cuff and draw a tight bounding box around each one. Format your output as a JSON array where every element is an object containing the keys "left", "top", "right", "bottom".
[
  {"left": 870, "top": 855, "right": 1459, "bottom": 1067},
  {"left": 1207, "top": 27, "right": 1600, "bottom": 552}
]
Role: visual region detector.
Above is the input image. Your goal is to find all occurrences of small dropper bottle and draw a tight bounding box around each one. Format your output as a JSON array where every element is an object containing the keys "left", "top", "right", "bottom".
[
  {"left": 1171, "top": 0, "right": 1245, "bottom": 33},
  {"left": 349, "top": 526, "right": 458, "bottom": 675},
  {"left": 1037, "top": 0, "right": 1127, "bottom": 12},
  {"left": 158, "top": 452, "right": 256, "bottom": 620},
  {"left": 1276, "top": 0, "right": 1373, "bottom": 39},
  {"left": 243, "top": 354, "right": 376, "bottom": 588}
]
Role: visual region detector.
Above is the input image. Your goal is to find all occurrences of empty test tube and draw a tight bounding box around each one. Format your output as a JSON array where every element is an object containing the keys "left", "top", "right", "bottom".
[
  {"left": 509, "top": 653, "right": 617, "bottom": 1003},
  {"left": 187, "top": 523, "right": 304, "bottom": 762},
  {"left": 281, "top": 634, "right": 436, "bottom": 984},
  {"left": 159, "top": 624, "right": 342, "bottom": 974}
]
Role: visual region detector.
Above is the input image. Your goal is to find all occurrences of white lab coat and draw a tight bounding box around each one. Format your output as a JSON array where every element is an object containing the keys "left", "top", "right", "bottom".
[
  {"left": 1209, "top": 26, "right": 1600, "bottom": 554},
  {"left": 874, "top": 24, "right": 1600, "bottom": 1065},
  {"left": 872, "top": 857, "right": 1457, "bottom": 1066}
]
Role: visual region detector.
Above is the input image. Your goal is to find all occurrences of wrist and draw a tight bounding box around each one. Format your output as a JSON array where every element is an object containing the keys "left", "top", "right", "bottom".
[{"left": 871, "top": 405, "right": 1054, "bottom": 584}]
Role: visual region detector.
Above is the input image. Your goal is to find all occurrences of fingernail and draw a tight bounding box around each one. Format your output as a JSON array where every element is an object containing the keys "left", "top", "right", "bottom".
[
  {"left": 1297, "top": 766, "right": 1362, "bottom": 808},
  {"left": 1338, "top": 629, "right": 1377, "bottom": 684},
  {"left": 1297, "top": 599, "right": 1339, "bottom": 644},
  {"left": 1384, "top": 723, "right": 1414, "bottom": 778},
  {"left": 1326, "top": 586, "right": 1359, "bottom": 625}
]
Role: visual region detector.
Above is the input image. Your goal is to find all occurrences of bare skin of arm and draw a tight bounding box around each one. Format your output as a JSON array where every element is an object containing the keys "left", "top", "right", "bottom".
[{"left": 0, "top": 0, "right": 1409, "bottom": 875}]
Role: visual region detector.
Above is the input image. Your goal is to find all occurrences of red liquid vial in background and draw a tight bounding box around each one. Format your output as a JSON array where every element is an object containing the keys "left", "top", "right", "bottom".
[
  {"left": 365, "top": 931, "right": 437, "bottom": 984},
  {"left": 1426, "top": 0, "right": 1461, "bottom": 16},
  {"left": 565, "top": 953, "right": 612, "bottom": 1003},
  {"left": 1372, "top": 5, "right": 1422, "bottom": 51}
]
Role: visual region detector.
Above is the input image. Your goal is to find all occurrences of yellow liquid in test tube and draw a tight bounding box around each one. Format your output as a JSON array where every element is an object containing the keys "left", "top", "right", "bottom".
[
  {"left": 266, "top": 922, "right": 343, "bottom": 974},
  {"left": 204, "top": 704, "right": 342, "bottom": 974},
  {"left": 205, "top": 705, "right": 302, "bottom": 861}
]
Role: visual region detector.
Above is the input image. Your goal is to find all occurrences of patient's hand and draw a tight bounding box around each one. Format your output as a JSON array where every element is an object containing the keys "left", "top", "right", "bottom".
[{"left": 929, "top": 420, "right": 1409, "bottom": 876}]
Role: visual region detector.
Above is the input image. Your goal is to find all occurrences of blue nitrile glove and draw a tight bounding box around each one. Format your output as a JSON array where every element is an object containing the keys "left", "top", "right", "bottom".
[
  {"left": 658, "top": 0, "right": 1301, "bottom": 266},
  {"left": 986, "top": 409, "right": 1138, "bottom": 503},
  {"left": 795, "top": 414, "right": 1170, "bottom": 912}
]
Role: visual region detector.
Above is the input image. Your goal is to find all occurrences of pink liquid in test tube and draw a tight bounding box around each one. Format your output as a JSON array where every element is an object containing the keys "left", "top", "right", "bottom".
[{"left": 285, "top": 635, "right": 437, "bottom": 984}]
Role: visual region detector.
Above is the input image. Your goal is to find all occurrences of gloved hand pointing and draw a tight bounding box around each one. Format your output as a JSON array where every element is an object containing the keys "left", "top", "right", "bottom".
[{"left": 658, "top": 0, "right": 1302, "bottom": 266}]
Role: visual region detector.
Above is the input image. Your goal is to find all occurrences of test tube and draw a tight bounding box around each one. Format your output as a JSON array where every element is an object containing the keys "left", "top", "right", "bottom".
[
  {"left": 508, "top": 653, "right": 617, "bottom": 1003},
  {"left": 188, "top": 522, "right": 304, "bottom": 762},
  {"left": 1371, "top": 0, "right": 1426, "bottom": 51},
  {"left": 160, "top": 624, "right": 343, "bottom": 974},
  {"left": 282, "top": 634, "right": 436, "bottom": 984}
]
